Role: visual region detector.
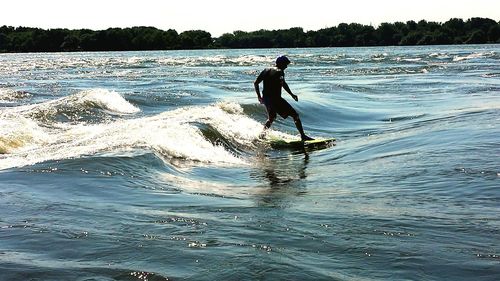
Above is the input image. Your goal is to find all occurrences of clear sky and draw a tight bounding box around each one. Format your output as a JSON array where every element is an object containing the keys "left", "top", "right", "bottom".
[{"left": 2, "top": 0, "right": 499, "bottom": 36}]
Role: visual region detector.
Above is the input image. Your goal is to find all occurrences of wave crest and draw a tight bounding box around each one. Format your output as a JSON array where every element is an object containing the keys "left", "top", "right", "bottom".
[
  {"left": 0, "top": 102, "right": 273, "bottom": 170},
  {"left": 2, "top": 89, "right": 139, "bottom": 124},
  {"left": 0, "top": 89, "right": 31, "bottom": 103},
  {"left": 79, "top": 89, "right": 140, "bottom": 114}
]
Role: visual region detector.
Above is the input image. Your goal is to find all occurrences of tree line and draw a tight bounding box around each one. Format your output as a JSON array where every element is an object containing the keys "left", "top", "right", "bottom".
[{"left": 1, "top": 17, "right": 499, "bottom": 53}]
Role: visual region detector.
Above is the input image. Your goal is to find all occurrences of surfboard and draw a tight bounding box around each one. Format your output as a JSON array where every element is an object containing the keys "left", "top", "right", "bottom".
[{"left": 268, "top": 137, "right": 336, "bottom": 149}]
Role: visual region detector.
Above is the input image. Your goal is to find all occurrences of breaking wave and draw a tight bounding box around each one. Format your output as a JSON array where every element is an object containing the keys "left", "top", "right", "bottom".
[{"left": 0, "top": 90, "right": 285, "bottom": 169}]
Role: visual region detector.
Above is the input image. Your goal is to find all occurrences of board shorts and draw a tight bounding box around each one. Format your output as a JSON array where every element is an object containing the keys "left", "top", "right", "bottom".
[{"left": 263, "top": 96, "right": 297, "bottom": 119}]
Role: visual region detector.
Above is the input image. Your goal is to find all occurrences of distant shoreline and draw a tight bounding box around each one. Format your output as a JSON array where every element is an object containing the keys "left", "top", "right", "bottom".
[{"left": 1, "top": 17, "right": 499, "bottom": 53}]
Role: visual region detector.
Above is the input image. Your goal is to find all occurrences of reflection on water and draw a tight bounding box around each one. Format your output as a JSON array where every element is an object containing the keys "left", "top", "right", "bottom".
[
  {"left": 252, "top": 150, "right": 311, "bottom": 207},
  {"left": 263, "top": 151, "right": 309, "bottom": 187}
]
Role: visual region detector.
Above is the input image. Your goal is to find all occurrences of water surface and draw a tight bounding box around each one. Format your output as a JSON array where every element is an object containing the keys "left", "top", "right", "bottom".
[{"left": 1, "top": 45, "right": 499, "bottom": 280}]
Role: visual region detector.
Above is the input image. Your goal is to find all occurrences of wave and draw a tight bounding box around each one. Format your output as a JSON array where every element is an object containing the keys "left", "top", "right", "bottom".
[
  {"left": 0, "top": 251, "right": 171, "bottom": 281},
  {"left": 452, "top": 51, "right": 495, "bottom": 62},
  {"left": 380, "top": 114, "right": 428, "bottom": 123},
  {"left": 0, "top": 88, "right": 32, "bottom": 103},
  {"left": 78, "top": 89, "right": 140, "bottom": 114},
  {"left": 3, "top": 50, "right": 497, "bottom": 80},
  {"left": 0, "top": 115, "right": 52, "bottom": 154},
  {"left": 158, "top": 54, "right": 272, "bottom": 67},
  {"left": 3, "top": 89, "right": 139, "bottom": 124},
  {"left": 0, "top": 100, "right": 289, "bottom": 170}
]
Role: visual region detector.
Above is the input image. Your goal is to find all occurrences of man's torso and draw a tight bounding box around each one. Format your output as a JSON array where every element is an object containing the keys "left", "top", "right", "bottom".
[{"left": 259, "top": 67, "right": 284, "bottom": 99}]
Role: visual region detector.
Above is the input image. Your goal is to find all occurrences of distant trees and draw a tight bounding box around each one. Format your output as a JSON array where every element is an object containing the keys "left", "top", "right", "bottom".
[
  {"left": 212, "top": 18, "right": 499, "bottom": 48},
  {"left": 179, "top": 30, "right": 212, "bottom": 49},
  {"left": 0, "top": 17, "right": 499, "bottom": 53},
  {"left": 0, "top": 26, "right": 183, "bottom": 52}
]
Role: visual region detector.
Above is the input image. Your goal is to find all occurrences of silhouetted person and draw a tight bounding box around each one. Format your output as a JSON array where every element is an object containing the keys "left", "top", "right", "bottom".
[{"left": 254, "top": 55, "right": 313, "bottom": 141}]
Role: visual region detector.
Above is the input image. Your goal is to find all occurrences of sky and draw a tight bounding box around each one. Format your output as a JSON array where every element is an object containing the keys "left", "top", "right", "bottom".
[{"left": 2, "top": 0, "right": 499, "bottom": 36}]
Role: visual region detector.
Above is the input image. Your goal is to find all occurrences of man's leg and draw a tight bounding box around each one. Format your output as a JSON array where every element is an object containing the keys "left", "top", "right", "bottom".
[
  {"left": 293, "top": 115, "right": 313, "bottom": 141},
  {"left": 264, "top": 116, "right": 274, "bottom": 129},
  {"left": 260, "top": 108, "right": 276, "bottom": 138},
  {"left": 281, "top": 99, "right": 314, "bottom": 141}
]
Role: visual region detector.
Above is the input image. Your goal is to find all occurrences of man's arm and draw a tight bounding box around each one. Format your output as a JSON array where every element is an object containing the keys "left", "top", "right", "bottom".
[
  {"left": 254, "top": 78, "right": 263, "bottom": 104},
  {"left": 283, "top": 81, "right": 298, "bottom": 101},
  {"left": 254, "top": 70, "right": 266, "bottom": 104}
]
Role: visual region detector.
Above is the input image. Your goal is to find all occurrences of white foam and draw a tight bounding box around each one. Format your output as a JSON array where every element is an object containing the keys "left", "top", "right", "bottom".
[
  {"left": 0, "top": 89, "right": 15, "bottom": 102},
  {"left": 0, "top": 115, "right": 52, "bottom": 155},
  {"left": 0, "top": 89, "right": 31, "bottom": 103},
  {"left": 429, "top": 52, "right": 451, "bottom": 60},
  {"left": 0, "top": 102, "right": 270, "bottom": 170},
  {"left": 158, "top": 54, "right": 272, "bottom": 66},
  {"left": 453, "top": 52, "right": 486, "bottom": 62},
  {"left": 79, "top": 89, "right": 140, "bottom": 114},
  {"left": 3, "top": 89, "right": 139, "bottom": 117}
]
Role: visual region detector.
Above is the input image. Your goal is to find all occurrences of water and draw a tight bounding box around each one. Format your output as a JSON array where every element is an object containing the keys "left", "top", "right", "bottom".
[{"left": 0, "top": 45, "right": 499, "bottom": 280}]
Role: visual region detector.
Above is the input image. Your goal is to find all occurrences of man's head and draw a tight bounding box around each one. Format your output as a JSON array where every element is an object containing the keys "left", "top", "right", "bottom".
[{"left": 276, "top": 55, "right": 290, "bottom": 70}]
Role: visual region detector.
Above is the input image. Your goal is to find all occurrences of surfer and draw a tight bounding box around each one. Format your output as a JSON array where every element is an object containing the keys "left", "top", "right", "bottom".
[{"left": 254, "top": 55, "right": 313, "bottom": 141}]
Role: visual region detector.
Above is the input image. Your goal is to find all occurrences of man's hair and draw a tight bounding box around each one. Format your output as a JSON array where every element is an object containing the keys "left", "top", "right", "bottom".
[{"left": 276, "top": 55, "right": 291, "bottom": 65}]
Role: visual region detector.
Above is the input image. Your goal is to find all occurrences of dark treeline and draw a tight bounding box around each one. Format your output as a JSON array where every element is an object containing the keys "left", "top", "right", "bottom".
[{"left": 1, "top": 17, "right": 499, "bottom": 53}]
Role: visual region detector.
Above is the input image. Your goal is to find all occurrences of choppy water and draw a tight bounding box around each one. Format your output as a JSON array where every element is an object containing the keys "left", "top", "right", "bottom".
[{"left": 1, "top": 45, "right": 499, "bottom": 280}]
